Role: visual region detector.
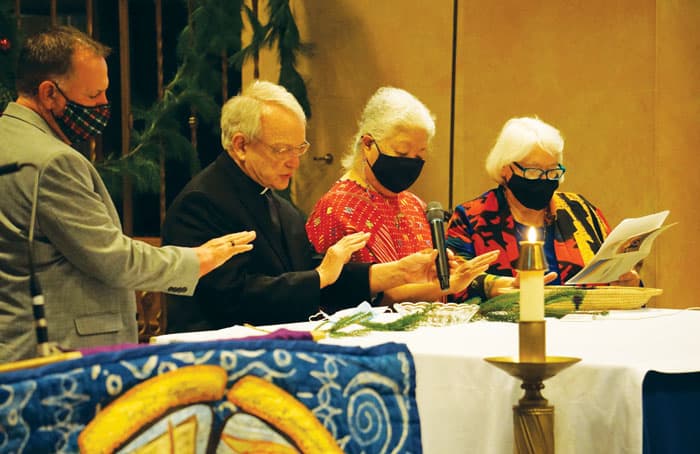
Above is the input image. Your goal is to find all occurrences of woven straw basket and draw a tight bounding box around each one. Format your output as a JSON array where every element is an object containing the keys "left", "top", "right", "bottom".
[{"left": 544, "top": 286, "right": 663, "bottom": 311}]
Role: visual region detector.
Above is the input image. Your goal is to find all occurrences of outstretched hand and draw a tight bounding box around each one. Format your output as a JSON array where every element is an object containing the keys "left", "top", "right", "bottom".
[
  {"left": 447, "top": 250, "right": 500, "bottom": 294},
  {"left": 396, "top": 249, "right": 440, "bottom": 283},
  {"left": 316, "top": 232, "right": 371, "bottom": 288},
  {"left": 196, "top": 230, "right": 256, "bottom": 277}
]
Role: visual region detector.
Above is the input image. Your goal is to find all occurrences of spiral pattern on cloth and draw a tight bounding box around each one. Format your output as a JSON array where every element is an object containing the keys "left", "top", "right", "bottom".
[{"left": 343, "top": 371, "right": 411, "bottom": 453}]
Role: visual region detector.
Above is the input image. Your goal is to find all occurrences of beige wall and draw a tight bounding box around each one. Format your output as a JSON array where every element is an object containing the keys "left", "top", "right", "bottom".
[
  {"left": 295, "top": 1, "right": 454, "bottom": 215},
  {"left": 453, "top": 0, "right": 662, "bottom": 291},
  {"left": 246, "top": 0, "right": 699, "bottom": 308},
  {"left": 243, "top": 1, "right": 454, "bottom": 213},
  {"left": 654, "top": 0, "right": 700, "bottom": 308}
]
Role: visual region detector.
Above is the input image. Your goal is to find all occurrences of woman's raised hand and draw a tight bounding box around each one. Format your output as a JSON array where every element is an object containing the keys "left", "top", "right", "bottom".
[{"left": 316, "top": 232, "right": 371, "bottom": 288}]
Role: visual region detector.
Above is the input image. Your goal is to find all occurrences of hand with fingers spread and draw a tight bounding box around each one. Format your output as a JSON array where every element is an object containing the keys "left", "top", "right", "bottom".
[
  {"left": 316, "top": 232, "right": 371, "bottom": 288},
  {"left": 195, "top": 231, "right": 256, "bottom": 277},
  {"left": 396, "top": 249, "right": 440, "bottom": 283},
  {"left": 447, "top": 250, "right": 500, "bottom": 294},
  {"left": 367, "top": 249, "right": 440, "bottom": 299},
  {"left": 369, "top": 249, "right": 498, "bottom": 304}
]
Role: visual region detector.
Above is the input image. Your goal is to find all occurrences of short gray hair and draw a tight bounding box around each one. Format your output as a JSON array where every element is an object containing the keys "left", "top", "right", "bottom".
[
  {"left": 220, "top": 80, "right": 306, "bottom": 150},
  {"left": 485, "top": 117, "right": 565, "bottom": 184},
  {"left": 341, "top": 87, "right": 436, "bottom": 172}
]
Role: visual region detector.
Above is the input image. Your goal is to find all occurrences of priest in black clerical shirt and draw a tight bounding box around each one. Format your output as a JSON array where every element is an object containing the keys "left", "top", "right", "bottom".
[{"left": 162, "top": 81, "right": 442, "bottom": 333}]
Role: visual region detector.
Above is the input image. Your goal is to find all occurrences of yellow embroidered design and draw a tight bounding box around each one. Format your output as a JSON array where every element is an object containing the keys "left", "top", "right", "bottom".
[{"left": 553, "top": 192, "right": 606, "bottom": 264}]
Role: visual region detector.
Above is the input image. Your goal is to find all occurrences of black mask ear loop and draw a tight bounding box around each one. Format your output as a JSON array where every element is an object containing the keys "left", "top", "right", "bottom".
[
  {"left": 44, "top": 82, "right": 64, "bottom": 118},
  {"left": 362, "top": 134, "right": 377, "bottom": 170}
]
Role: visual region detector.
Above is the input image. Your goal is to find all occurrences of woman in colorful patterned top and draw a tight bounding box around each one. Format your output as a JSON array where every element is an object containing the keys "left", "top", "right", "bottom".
[
  {"left": 306, "top": 87, "right": 498, "bottom": 304},
  {"left": 446, "top": 117, "right": 641, "bottom": 301}
]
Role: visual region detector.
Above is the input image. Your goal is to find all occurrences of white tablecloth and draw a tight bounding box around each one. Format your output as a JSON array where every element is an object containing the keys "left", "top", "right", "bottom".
[
  {"left": 158, "top": 309, "right": 700, "bottom": 453},
  {"left": 303, "top": 309, "right": 700, "bottom": 453}
]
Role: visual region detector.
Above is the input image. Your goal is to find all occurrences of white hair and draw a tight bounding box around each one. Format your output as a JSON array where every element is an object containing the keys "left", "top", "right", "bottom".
[
  {"left": 484, "top": 117, "right": 565, "bottom": 184},
  {"left": 220, "top": 80, "right": 306, "bottom": 150},
  {"left": 341, "top": 87, "right": 436, "bottom": 172}
]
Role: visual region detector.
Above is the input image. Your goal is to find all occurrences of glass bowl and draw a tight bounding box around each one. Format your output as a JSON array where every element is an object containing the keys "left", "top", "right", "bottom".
[{"left": 393, "top": 302, "right": 479, "bottom": 327}]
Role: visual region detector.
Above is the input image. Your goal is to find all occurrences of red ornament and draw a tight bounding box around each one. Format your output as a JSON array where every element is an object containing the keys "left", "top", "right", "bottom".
[{"left": 0, "top": 38, "right": 11, "bottom": 52}]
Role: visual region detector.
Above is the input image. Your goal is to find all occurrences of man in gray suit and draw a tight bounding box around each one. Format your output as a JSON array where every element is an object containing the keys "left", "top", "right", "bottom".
[{"left": 0, "top": 26, "right": 255, "bottom": 363}]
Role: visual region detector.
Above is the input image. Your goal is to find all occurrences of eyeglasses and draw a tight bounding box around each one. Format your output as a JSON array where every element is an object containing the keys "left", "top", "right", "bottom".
[
  {"left": 511, "top": 161, "right": 566, "bottom": 181},
  {"left": 256, "top": 139, "right": 311, "bottom": 157}
]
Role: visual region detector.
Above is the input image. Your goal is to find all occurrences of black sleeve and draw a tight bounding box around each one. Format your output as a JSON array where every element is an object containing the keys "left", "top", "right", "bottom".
[
  {"left": 320, "top": 262, "right": 372, "bottom": 313},
  {"left": 163, "top": 191, "right": 323, "bottom": 331}
]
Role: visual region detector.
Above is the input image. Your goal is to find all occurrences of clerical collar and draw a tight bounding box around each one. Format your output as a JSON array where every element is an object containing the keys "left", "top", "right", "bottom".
[{"left": 218, "top": 154, "right": 272, "bottom": 197}]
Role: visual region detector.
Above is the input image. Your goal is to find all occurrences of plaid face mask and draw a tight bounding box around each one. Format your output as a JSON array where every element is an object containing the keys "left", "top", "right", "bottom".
[{"left": 52, "top": 84, "right": 111, "bottom": 144}]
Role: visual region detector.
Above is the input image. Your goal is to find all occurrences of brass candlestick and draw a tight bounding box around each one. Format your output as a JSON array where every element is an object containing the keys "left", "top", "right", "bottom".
[
  {"left": 484, "top": 355, "right": 580, "bottom": 454},
  {"left": 516, "top": 235, "right": 548, "bottom": 270},
  {"left": 484, "top": 227, "right": 580, "bottom": 453}
]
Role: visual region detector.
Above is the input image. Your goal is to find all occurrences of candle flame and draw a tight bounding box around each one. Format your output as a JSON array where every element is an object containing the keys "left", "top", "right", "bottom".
[{"left": 527, "top": 226, "right": 537, "bottom": 242}]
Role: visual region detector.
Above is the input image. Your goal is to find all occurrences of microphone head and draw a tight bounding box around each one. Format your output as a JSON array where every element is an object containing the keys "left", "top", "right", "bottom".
[
  {"left": 0, "top": 162, "right": 22, "bottom": 176},
  {"left": 426, "top": 201, "right": 445, "bottom": 222}
]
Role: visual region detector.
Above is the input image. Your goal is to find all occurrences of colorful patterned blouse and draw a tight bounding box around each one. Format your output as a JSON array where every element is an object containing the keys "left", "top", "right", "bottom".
[
  {"left": 306, "top": 179, "right": 433, "bottom": 263},
  {"left": 446, "top": 186, "right": 610, "bottom": 301}
]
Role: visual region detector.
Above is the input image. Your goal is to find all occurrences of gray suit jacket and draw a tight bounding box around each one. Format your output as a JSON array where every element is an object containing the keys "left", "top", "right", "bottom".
[{"left": 0, "top": 103, "right": 200, "bottom": 362}]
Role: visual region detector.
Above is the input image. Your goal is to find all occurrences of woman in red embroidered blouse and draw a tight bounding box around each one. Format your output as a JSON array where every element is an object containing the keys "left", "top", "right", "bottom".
[{"left": 306, "top": 87, "right": 498, "bottom": 304}]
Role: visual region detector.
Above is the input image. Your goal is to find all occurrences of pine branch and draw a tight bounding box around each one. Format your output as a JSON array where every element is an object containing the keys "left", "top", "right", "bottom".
[
  {"left": 96, "top": 0, "right": 310, "bottom": 195},
  {"left": 319, "top": 306, "right": 434, "bottom": 338},
  {"left": 475, "top": 288, "right": 587, "bottom": 322},
  {"left": 264, "top": 0, "right": 311, "bottom": 117}
]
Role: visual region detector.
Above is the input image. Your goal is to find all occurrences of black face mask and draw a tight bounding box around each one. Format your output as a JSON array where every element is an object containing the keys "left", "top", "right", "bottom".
[
  {"left": 506, "top": 174, "right": 559, "bottom": 210},
  {"left": 369, "top": 143, "right": 424, "bottom": 193}
]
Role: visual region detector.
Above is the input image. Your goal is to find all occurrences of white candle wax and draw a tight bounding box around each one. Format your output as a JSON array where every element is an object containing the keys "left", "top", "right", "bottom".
[
  {"left": 519, "top": 269, "right": 545, "bottom": 321},
  {"left": 518, "top": 227, "right": 545, "bottom": 321}
]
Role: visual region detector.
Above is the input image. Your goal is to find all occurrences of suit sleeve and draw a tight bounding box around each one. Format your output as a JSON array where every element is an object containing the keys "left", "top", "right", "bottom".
[
  {"left": 163, "top": 191, "right": 370, "bottom": 327},
  {"left": 35, "top": 152, "right": 199, "bottom": 294},
  {"left": 320, "top": 262, "right": 371, "bottom": 313}
]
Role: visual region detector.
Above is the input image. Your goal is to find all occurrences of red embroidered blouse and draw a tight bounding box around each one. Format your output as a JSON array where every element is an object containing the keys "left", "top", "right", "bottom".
[{"left": 306, "top": 179, "right": 432, "bottom": 263}]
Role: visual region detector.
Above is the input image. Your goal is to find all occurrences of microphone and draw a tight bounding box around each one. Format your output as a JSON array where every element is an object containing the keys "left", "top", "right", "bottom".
[
  {"left": 0, "top": 162, "right": 23, "bottom": 176},
  {"left": 1, "top": 162, "right": 54, "bottom": 357},
  {"left": 426, "top": 201, "right": 450, "bottom": 290}
]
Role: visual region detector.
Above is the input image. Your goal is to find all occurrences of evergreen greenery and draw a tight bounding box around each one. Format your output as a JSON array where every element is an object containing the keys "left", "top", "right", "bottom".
[
  {"left": 99, "top": 0, "right": 310, "bottom": 193},
  {"left": 316, "top": 288, "right": 593, "bottom": 338},
  {"left": 0, "top": 0, "right": 309, "bottom": 195},
  {"left": 316, "top": 307, "right": 434, "bottom": 338},
  {"left": 473, "top": 288, "right": 587, "bottom": 322}
]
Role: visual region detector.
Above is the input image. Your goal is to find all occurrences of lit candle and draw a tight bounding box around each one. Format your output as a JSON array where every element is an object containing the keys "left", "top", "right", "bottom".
[{"left": 518, "top": 227, "right": 546, "bottom": 321}]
